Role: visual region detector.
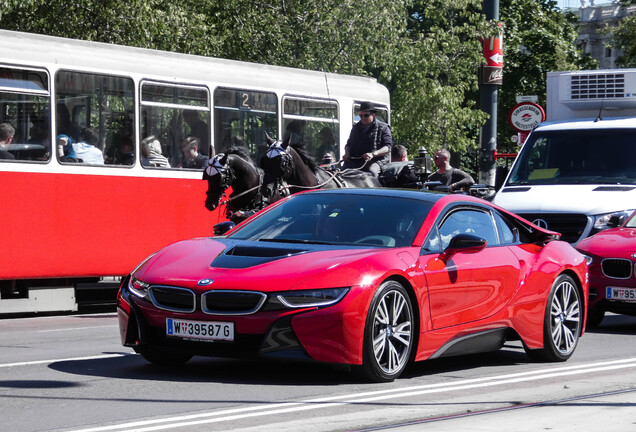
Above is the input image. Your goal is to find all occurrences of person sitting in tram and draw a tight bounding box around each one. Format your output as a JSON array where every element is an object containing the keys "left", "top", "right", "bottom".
[
  {"left": 0, "top": 123, "right": 16, "bottom": 160},
  {"left": 72, "top": 127, "right": 104, "bottom": 164},
  {"left": 181, "top": 136, "right": 209, "bottom": 169},
  {"left": 141, "top": 135, "right": 170, "bottom": 168}
]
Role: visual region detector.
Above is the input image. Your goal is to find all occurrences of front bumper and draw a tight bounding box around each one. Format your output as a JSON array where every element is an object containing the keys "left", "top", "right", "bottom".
[{"left": 117, "top": 281, "right": 372, "bottom": 365}]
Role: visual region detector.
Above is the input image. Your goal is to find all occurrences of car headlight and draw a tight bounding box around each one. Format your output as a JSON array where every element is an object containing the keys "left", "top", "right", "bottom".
[
  {"left": 578, "top": 253, "right": 593, "bottom": 266},
  {"left": 276, "top": 288, "right": 349, "bottom": 308},
  {"left": 593, "top": 210, "right": 635, "bottom": 231},
  {"left": 128, "top": 277, "right": 151, "bottom": 300}
]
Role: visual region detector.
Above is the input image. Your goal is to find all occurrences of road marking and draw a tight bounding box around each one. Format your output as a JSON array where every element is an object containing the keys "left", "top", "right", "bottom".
[
  {"left": 0, "top": 353, "right": 126, "bottom": 368},
  {"left": 69, "top": 357, "right": 636, "bottom": 432}
]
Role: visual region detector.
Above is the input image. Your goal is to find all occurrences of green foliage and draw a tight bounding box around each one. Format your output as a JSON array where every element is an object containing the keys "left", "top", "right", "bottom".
[
  {"left": 497, "top": 0, "right": 596, "bottom": 154},
  {"left": 610, "top": 1, "right": 636, "bottom": 67},
  {"left": 388, "top": 0, "right": 490, "bottom": 165}
]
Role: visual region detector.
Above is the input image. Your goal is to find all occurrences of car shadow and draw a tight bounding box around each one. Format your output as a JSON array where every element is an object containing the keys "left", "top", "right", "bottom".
[
  {"left": 586, "top": 313, "right": 636, "bottom": 336},
  {"left": 47, "top": 344, "right": 532, "bottom": 386}
]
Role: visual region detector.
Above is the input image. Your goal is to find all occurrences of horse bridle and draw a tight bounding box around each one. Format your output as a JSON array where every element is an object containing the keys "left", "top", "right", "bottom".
[
  {"left": 264, "top": 141, "right": 349, "bottom": 195},
  {"left": 264, "top": 142, "right": 294, "bottom": 197},
  {"left": 207, "top": 154, "right": 264, "bottom": 210},
  {"left": 206, "top": 154, "right": 235, "bottom": 194}
]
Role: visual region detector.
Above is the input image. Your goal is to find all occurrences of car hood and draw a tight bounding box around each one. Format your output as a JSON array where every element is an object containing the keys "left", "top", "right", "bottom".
[
  {"left": 134, "top": 238, "right": 397, "bottom": 292},
  {"left": 494, "top": 185, "right": 636, "bottom": 215},
  {"left": 576, "top": 227, "right": 636, "bottom": 255}
]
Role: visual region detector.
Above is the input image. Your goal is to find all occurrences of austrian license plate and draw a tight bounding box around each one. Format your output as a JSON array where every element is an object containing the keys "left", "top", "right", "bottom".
[
  {"left": 606, "top": 287, "right": 636, "bottom": 302},
  {"left": 166, "top": 318, "right": 234, "bottom": 341}
]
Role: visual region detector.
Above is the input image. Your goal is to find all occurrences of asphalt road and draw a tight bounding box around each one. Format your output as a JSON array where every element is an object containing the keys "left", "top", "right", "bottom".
[{"left": 1, "top": 312, "right": 635, "bottom": 432}]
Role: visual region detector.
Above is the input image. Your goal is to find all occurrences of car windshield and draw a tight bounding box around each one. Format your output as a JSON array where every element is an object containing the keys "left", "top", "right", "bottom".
[
  {"left": 229, "top": 193, "right": 432, "bottom": 247},
  {"left": 507, "top": 129, "right": 636, "bottom": 186}
]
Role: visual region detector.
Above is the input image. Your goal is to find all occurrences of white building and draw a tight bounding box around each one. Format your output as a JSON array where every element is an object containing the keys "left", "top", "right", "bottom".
[{"left": 559, "top": 0, "right": 636, "bottom": 69}]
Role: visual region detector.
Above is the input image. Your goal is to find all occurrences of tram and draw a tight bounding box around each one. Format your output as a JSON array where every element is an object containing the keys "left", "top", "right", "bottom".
[{"left": 0, "top": 30, "right": 390, "bottom": 314}]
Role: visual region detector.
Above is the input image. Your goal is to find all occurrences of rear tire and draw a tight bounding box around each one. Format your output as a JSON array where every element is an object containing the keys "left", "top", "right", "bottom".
[
  {"left": 137, "top": 347, "right": 193, "bottom": 366},
  {"left": 360, "top": 281, "right": 414, "bottom": 382},
  {"left": 525, "top": 274, "right": 582, "bottom": 362}
]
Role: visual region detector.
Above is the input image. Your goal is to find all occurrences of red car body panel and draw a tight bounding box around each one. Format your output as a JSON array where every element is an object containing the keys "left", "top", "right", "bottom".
[
  {"left": 577, "top": 221, "right": 636, "bottom": 318},
  {"left": 117, "top": 189, "right": 588, "bottom": 370}
]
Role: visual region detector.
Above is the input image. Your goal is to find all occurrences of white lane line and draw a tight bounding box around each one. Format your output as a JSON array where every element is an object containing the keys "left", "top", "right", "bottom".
[
  {"left": 37, "top": 326, "right": 118, "bottom": 333},
  {"left": 70, "top": 357, "right": 636, "bottom": 432},
  {"left": 0, "top": 353, "right": 126, "bottom": 368}
]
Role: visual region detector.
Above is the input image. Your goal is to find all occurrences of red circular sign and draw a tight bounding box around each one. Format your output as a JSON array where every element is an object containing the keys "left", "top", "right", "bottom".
[{"left": 508, "top": 102, "right": 545, "bottom": 133}]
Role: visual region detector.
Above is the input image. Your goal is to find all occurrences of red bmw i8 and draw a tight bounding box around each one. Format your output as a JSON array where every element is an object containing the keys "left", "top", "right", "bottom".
[{"left": 117, "top": 188, "right": 588, "bottom": 382}]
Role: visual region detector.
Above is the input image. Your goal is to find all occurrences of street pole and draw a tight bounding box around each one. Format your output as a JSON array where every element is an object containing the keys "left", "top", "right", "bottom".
[{"left": 479, "top": 0, "right": 500, "bottom": 187}]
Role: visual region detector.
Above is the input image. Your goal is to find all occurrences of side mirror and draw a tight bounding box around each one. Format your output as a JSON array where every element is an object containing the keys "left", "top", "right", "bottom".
[
  {"left": 213, "top": 221, "right": 235, "bottom": 236},
  {"left": 439, "top": 233, "right": 487, "bottom": 263}
]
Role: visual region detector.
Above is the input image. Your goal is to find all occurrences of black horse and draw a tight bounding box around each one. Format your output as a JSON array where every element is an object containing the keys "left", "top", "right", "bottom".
[
  {"left": 260, "top": 137, "right": 381, "bottom": 199},
  {"left": 203, "top": 146, "right": 266, "bottom": 223}
]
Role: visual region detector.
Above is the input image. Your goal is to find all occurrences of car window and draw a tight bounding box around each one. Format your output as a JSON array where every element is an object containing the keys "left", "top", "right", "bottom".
[
  {"left": 438, "top": 209, "right": 499, "bottom": 250},
  {"left": 422, "top": 225, "right": 441, "bottom": 254},
  {"left": 494, "top": 211, "right": 517, "bottom": 245}
]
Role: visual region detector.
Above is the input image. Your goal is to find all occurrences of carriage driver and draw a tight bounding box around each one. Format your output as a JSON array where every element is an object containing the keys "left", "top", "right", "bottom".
[{"left": 342, "top": 101, "right": 392, "bottom": 176}]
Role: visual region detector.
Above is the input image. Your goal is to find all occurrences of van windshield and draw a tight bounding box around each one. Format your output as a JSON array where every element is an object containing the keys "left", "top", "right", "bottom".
[{"left": 507, "top": 129, "right": 636, "bottom": 186}]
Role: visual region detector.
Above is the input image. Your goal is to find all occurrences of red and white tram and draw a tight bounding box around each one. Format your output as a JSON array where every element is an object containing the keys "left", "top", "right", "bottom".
[{"left": 0, "top": 30, "right": 390, "bottom": 314}]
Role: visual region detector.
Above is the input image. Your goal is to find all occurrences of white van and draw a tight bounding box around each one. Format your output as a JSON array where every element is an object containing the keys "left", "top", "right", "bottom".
[{"left": 493, "top": 70, "right": 636, "bottom": 244}]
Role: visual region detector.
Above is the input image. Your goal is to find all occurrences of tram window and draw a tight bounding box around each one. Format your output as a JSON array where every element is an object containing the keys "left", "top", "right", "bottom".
[
  {"left": 282, "top": 97, "right": 339, "bottom": 165},
  {"left": 0, "top": 66, "right": 50, "bottom": 162},
  {"left": 214, "top": 88, "right": 278, "bottom": 162},
  {"left": 141, "top": 82, "right": 211, "bottom": 169},
  {"left": 55, "top": 70, "right": 134, "bottom": 166}
]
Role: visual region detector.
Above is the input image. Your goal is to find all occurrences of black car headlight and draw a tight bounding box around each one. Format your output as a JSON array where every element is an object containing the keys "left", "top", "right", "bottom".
[
  {"left": 593, "top": 210, "right": 634, "bottom": 231},
  {"left": 128, "top": 277, "right": 151, "bottom": 300},
  {"left": 276, "top": 288, "right": 349, "bottom": 308}
]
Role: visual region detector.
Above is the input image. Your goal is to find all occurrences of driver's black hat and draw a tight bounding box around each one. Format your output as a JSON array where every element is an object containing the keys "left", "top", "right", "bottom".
[{"left": 359, "top": 101, "right": 377, "bottom": 113}]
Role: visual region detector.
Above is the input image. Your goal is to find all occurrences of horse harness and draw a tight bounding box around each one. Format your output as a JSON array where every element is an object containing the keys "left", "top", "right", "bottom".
[
  {"left": 208, "top": 153, "right": 267, "bottom": 214},
  {"left": 270, "top": 145, "right": 348, "bottom": 197}
]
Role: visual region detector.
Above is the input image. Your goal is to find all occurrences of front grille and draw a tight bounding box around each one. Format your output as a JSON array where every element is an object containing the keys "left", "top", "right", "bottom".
[
  {"left": 149, "top": 286, "right": 196, "bottom": 313},
  {"left": 570, "top": 73, "right": 625, "bottom": 100},
  {"left": 202, "top": 290, "right": 267, "bottom": 315},
  {"left": 517, "top": 213, "right": 588, "bottom": 243},
  {"left": 602, "top": 259, "right": 633, "bottom": 279}
]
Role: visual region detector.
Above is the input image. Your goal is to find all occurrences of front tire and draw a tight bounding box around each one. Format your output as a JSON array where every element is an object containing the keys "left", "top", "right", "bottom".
[
  {"left": 525, "top": 274, "right": 582, "bottom": 362},
  {"left": 360, "top": 281, "right": 414, "bottom": 382}
]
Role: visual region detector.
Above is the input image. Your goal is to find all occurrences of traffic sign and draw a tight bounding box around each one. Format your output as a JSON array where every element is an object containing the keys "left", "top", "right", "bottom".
[{"left": 508, "top": 102, "right": 545, "bottom": 132}]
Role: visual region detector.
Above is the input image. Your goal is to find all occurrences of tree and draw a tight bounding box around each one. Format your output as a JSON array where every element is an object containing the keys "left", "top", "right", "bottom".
[
  {"left": 497, "top": 0, "right": 596, "bottom": 154},
  {"left": 610, "top": 0, "right": 636, "bottom": 67},
  {"left": 0, "top": 0, "right": 219, "bottom": 54},
  {"left": 388, "top": 0, "right": 489, "bottom": 160}
]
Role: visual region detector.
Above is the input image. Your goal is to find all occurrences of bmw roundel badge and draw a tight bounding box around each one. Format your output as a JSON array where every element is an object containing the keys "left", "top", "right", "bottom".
[{"left": 197, "top": 279, "right": 214, "bottom": 286}]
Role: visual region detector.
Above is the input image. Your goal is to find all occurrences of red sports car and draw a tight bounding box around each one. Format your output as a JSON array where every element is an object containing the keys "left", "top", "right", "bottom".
[
  {"left": 576, "top": 211, "right": 636, "bottom": 327},
  {"left": 117, "top": 188, "right": 588, "bottom": 382}
]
